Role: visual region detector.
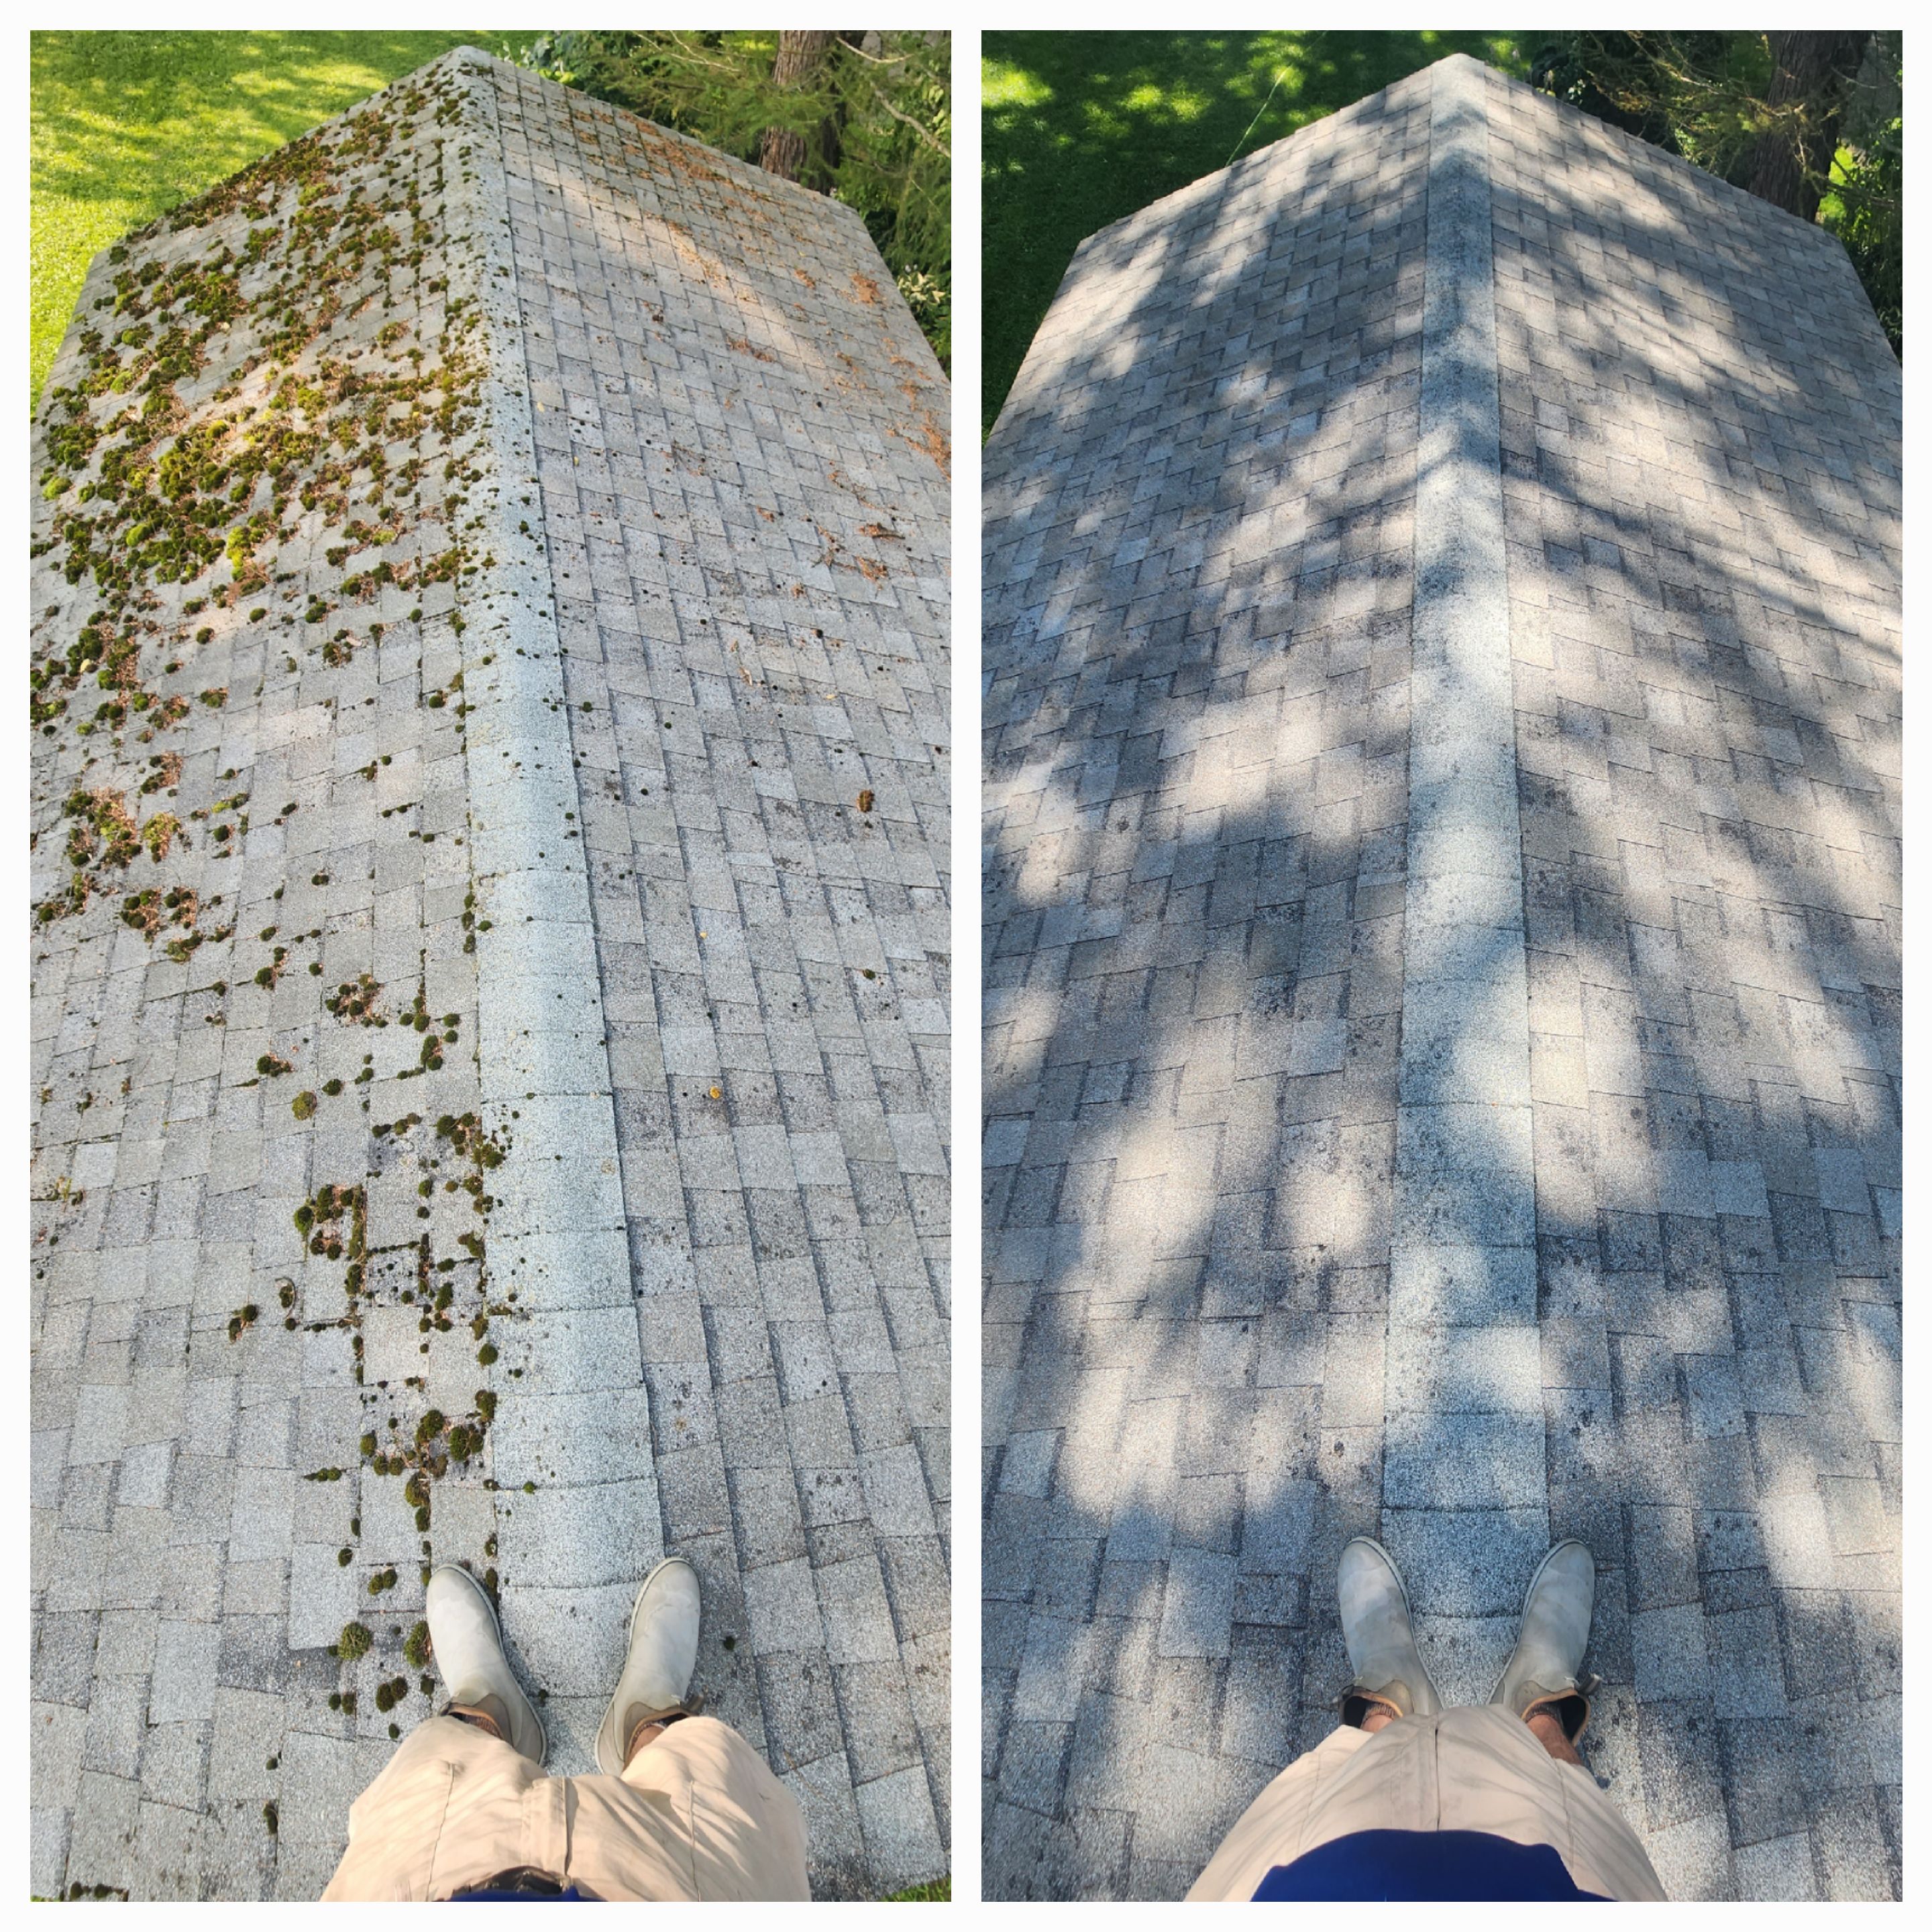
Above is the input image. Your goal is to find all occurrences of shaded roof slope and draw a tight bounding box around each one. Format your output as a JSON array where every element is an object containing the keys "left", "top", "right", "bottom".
[{"left": 981, "top": 54, "right": 1895, "bottom": 1902}]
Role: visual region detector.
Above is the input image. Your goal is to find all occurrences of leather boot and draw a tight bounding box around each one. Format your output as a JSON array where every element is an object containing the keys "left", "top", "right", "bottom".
[
  {"left": 1337, "top": 1536, "right": 1443, "bottom": 1725},
  {"left": 425, "top": 1564, "right": 547, "bottom": 1764},
  {"left": 1491, "top": 1538, "right": 1599, "bottom": 1743}
]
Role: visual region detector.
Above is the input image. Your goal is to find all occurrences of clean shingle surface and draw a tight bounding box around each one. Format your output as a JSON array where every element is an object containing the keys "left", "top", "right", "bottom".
[
  {"left": 981, "top": 53, "right": 1898, "bottom": 1902},
  {"left": 482, "top": 62, "right": 952, "bottom": 1894},
  {"left": 1484, "top": 52, "right": 1900, "bottom": 1903}
]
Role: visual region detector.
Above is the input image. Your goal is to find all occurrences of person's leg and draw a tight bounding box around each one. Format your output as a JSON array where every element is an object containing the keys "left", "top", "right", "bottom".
[
  {"left": 594, "top": 1556, "right": 703, "bottom": 1776},
  {"left": 1367, "top": 1686, "right": 1579, "bottom": 1762},
  {"left": 448, "top": 1694, "right": 509, "bottom": 1740},
  {"left": 321, "top": 1713, "right": 542, "bottom": 1899},
  {"left": 324, "top": 1572, "right": 553, "bottom": 1900},
  {"left": 1195, "top": 1541, "right": 1458, "bottom": 1899},
  {"left": 564, "top": 1561, "right": 808, "bottom": 1899},
  {"left": 1525, "top": 1703, "right": 1584, "bottom": 1767},
  {"left": 1374, "top": 1701, "right": 1576, "bottom": 1758},
  {"left": 1437, "top": 1707, "right": 1666, "bottom": 1900},
  {"left": 1187, "top": 1721, "right": 1386, "bottom": 1898},
  {"left": 550, "top": 1715, "right": 810, "bottom": 1900},
  {"left": 621, "top": 1707, "right": 688, "bottom": 1766}
]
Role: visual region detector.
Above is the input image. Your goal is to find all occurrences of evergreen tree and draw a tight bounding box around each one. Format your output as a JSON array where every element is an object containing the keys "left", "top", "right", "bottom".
[
  {"left": 518, "top": 30, "right": 951, "bottom": 366},
  {"left": 1527, "top": 30, "right": 1900, "bottom": 356},
  {"left": 758, "top": 30, "right": 837, "bottom": 182}
]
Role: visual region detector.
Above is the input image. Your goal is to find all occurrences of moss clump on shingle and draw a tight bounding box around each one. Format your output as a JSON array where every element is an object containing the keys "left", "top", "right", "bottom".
[{"left": 31, "top": 62, "right": 488, "bottom": 926}]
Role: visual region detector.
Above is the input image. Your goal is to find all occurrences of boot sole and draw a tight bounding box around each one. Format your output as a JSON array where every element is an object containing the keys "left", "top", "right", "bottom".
[
  {"left": 1342, "top": 1535, "right": 1443, "bottom": 1716},
  {"left": 595, "top": 1555, "right": 698, "bottom": 1775},
  {"left": 434, "top": 1564, "right": 547, "bottom": 1766},
  {"left": 1489, "top": 1538, "right": 1594, "bottom": 1708}
]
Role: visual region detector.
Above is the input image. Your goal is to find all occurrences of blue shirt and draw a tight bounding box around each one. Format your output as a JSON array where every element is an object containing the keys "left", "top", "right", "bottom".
[{"left": 1252, "top": 1829, "right": 1606, "bottom": 1900}]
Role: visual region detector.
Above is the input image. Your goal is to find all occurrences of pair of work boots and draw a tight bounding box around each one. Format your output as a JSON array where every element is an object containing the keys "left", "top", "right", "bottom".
[
  {"left": 423, "top": 1556, "right": 702, "bottom": 1773},
  {"left": 1338, "top": 1536, "right": 1599, "bottom": 1744}
]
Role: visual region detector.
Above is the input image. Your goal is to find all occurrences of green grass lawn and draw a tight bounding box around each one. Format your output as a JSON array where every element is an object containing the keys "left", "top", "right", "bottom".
[
  {"left": 884, "top": 1877, "right": 951, "bottom": 1901},
  {"left": 31, "top": 30, "right": 539, "bottom": 411},
  {"left": 982, "top": 29, "right": 1536, "bottom": 434}
]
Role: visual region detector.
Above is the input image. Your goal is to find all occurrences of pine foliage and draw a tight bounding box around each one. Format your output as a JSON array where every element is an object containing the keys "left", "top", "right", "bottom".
[
  {"left": 1527, "top": 31, "right": 1900, "bottom": 357},
  {"left": 517, "top": 31, "right": 951, "bottom": 366}
]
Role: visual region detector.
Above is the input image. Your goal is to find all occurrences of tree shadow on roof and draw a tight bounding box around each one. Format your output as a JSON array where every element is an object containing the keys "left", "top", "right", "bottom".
[
  {"left": 981, "top": 60, "right": 1899, "bottom": 1901},
  {"left": 981, "top": 30, "right": 1532, "bottom": 437}
]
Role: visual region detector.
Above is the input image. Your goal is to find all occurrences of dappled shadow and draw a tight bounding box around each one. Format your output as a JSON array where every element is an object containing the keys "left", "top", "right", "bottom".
[
  {"left": 984, "top": 72, "right": 1437, "bottom": 1897},
  {"left": 980, "top": 30, "right": 1527, "bottom": 433},
  {"left": 30, "top": 31, "right": 529, "bottom": 210},
  {"left": 1484, "top": 72, "right": 1900, "bottom": 1899},
  {"left": 982, "top": 58, "right": 1899, "bottom": 1902}
]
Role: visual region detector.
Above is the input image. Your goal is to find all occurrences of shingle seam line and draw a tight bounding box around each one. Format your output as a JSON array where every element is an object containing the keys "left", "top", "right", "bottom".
[
  {"left": 447, "top": 54, "right": 662, "bottom": 1675},
  {"left": 1382, "top": 58, "right": 1548, "bottom": 1589}
]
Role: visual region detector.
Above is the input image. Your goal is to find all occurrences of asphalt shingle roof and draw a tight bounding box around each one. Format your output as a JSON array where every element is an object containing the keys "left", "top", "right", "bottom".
[
  {"left": 981, "top": 54, "right": 1898, "bottom": 1902},
  {"left": 31, "top": 48, "right": 950, "bottom": 1901}
]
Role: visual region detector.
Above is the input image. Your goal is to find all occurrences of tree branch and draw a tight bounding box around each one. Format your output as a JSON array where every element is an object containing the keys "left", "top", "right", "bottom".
[{"left": 870, "top": 82, "right": 949, "bottom": 158}]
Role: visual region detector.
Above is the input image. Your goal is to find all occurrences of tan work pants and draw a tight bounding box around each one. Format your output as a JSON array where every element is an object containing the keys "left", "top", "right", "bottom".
[
  {"left": 322, "top": 1713, "right": 810, "bottom": 1900},
  {"left": 1189, "top": 1706, "right": 1665, "bottom": 1901}
]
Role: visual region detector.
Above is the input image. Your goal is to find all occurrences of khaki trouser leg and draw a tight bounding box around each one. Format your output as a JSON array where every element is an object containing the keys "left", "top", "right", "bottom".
[
  {"left": 322, "top": 1713, "right": 810, "bottom": 1901},
  {"left": 1188, "top": 1707, "right": 1664, "bottom": 1902},
  {"left": 565, "top": 1716, "right": 810, "bottom": 1901},
  {"left": 322, "top": 1715, "right": 543, "bottom": 1900}
]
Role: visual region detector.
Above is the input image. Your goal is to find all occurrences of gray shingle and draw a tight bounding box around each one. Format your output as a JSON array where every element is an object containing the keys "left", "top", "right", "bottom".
[
  {"left": 983, "top": 48, "right": 1896, "bottom": 1899},
  {"left": 32, "top": 45, "right": 947, "bottom": 1899}
]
